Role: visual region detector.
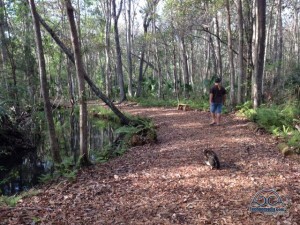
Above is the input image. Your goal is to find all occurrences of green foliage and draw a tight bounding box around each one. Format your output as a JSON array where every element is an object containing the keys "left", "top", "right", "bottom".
[
  {"left": 238, "top": 101, "right": 300, "bottom": 150},
  {"left": 236, "top": 101, "right": 257, "bottom": 121},
  {"left": 0, "top": 189, "right": 40, "bottom": 207},
  {"left": 255, "top": 107, "right": 284, "bottom": 130},
  {"left": 89, "top": 106, "right": 119, "bottom": 124},
  {"left": 133, "top": 96, "right": 210, "bottom": 111},
  {"left": 0, "top": 195, "right": 22, "bottom": 207},
  {"left": 39, "top": 157, "right": 78, "bottom": 183},
  {"left": 134, "top": 97, "right": 178, "bottom": 107},
  {"left": 288, "top": 131, "right": 300, "bottom": 149}
]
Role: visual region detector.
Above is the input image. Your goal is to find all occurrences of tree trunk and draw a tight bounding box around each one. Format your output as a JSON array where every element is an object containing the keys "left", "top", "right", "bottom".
[
  {"left": 253, "top": 0, "right": 266, "bottom": 109},
  {"left": 104, "top": 0, "right": 112, "bottom": 98},
  {"left": 274, "top": 0, "right": 283, "bottom": 90},
  {"left": 172, "top": 37, "right": 178, "bottom": 96},
  {"left": 244, "top": 0, "right": 254, "bottom": 100},
  {"left": 125, "top": 0, "right": 133, "bottom": 97},
  {"left": 105, "top": 0, "right": 112, "bottom": 98},
  {"left": 29, "top": 0, "right": 61, "bottom": 163},
  {"left": 0, "top": 0, "right": 7, "bottom": 70},
  {"left": 237, "top": 0, "right": 245, "bottom": 104},
  {"left": 0, "top": 0, "right": 19, "bottom": 115},
  {"left": 214, "top": 13, "right": 223, "bottom": 78},
  {"left": 35, "top": 10, "right": 131, "bottom": 125},
  {"left": 65, "top": 0, "right": 89, "bottom": 165},
  {"left": 136, "top": 15, "right": 151, "bottom": 97},
  {"left": 112, "top": 0, "right": 127, "bottom": 102},
  {"left": 294, "top": 3, "right": 299, "bottom": 65},
  {"left": 226, "top": 0, "right": 236, "bottom": 109},
  {"left": 153, "top": 21, "right": 163, "bottom": 98},
  {"left": 209, "top": 34, "right": 218, "bottom": 77},
  {"left": 180, "top": 35, "right": 190, "bottom": 99}
]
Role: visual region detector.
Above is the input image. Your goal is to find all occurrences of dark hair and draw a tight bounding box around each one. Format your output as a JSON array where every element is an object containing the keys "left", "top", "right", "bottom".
[{"left": 215, "top": 78, "right": 222, "bottom": 83}]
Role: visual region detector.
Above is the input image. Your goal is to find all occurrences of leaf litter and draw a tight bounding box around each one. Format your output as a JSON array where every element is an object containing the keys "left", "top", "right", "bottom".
[{"left": 0, "top": 106, "right": 299, "bottom": 224}]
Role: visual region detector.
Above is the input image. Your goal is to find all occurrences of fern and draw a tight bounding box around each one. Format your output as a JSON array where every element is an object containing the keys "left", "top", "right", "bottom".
[{"left": 0, "top": 195, "right": 22, "bottom": 207}]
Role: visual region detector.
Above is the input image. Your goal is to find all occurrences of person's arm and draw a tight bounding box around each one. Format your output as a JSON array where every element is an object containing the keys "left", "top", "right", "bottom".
[
  {"left": 209, "top": 93, "right": 213, "bottom": 104},
  {"left": 223, "top": 88, "right": 226, "bottom": 105},
  {"left": 223, "top": 94, "right": 226, "bottom": 105}
]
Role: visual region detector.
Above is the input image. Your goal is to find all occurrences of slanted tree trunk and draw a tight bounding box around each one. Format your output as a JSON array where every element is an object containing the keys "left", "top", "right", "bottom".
[
  {"left": 35, "top": 8, "right": 131, "bottom": 125},
  {"left": 253, "top": 0, "right": 266, "bottom": 109},
  {"left": 65, "top": 0, "right": 89, "bottom": 165},
  {"left": 112, "top": 0, "right": 126, "bottom": 102},
  {"left": 29, "top": 0, "right": 61, "bottom": 163}
]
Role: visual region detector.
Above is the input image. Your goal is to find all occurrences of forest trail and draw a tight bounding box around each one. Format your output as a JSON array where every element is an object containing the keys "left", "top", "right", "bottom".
[{"left": 1, "top": 106, "right": 300, "bottom": 224}]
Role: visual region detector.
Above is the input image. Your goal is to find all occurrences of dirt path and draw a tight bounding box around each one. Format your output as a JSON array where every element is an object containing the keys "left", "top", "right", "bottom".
[{"left": 1, "top": 106, "right": 299, "bottom": 224}]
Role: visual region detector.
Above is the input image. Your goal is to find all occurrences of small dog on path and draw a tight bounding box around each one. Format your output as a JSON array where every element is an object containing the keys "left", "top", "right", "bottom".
[{"left": 203, "top": 149, "right": 220, "bottom": 169}]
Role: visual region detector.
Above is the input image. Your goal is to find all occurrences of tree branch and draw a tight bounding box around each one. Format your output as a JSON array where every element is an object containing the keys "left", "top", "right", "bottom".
[{"left": 34, "top": 11, "right": 130, "bottom": 125}]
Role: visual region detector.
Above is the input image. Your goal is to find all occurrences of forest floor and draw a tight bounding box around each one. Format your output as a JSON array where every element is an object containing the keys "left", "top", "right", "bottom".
[{"left": 1, "top": 106, "right": 300, "bottom": 224}]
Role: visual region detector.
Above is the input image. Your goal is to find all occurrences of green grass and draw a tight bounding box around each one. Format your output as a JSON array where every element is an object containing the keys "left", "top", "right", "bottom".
[
  {"left": 133, "top": 97, "right": 177, "bottom": 107},
  {"left": 132, "top": 97, "right": 210, "bottom": 111},
  {"left": 0, "top": 189, "right": 40, "bottom": 207}
]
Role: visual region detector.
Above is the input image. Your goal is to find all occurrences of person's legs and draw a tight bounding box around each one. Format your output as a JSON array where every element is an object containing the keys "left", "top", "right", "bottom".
[
  {"left": 215, "top": 104, "right": 223, "bottom": 125},
  {"left": 216, "top": 113, "right": 221, "bottom": 125},
  {"left": 210, "top": 112, "right": 216, "bottom": 125},
  {"left": 210, "top": 103, "right": 217, "bottom": 125}
]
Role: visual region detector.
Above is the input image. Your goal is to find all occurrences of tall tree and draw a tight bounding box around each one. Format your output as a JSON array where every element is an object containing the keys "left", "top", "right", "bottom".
[
  {"left": 225, "top": 0, "right": 236, "bottom": 108},
  {"left": 0, "top": 0, "right": 19, "bottom": 115},
  {"left": 124, "top": 0, "right": 133, "bottom": 97},
  {"left": 29, "top": 0, "right": 61, "bottom": 163},
  {"left": 65, "top": 0, "right": 89, "bottom": 165},
  {"left": 136, "top": 1, "right": 157, "bottom": 97},
  {"left": 35, "top": 8, "right": 131, "bottom": 125},
  {"left": 237, "top": 0, "right": 245, "bottom": 104},
  {"left": 104, "top": 0, "right": 112, "bottom": 98},
  {"left": 179, "top": 34, "right": 190, "bottom": 98},
  {"left": 112, "top": 0, "right": 127, "bottom": 102},
  {"left": 252, "top": 0, "right": 266, "bottom": 108},
  {"left": 244, "top": 0, "right": 254, "bottom": 100},
  {"left": 213, "top": 12, "right": 223, "bottom": 78},
  {"left": 273, "top": 0, "right": 283, "bottom": 90},
  {"left": 153, "top": 15, "right": 163, "bottom": 98}
]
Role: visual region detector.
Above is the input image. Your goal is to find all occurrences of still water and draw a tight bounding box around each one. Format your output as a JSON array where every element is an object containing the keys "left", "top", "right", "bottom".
[{"left": 0, "top": 109, "right": 118, "bottom": 195}]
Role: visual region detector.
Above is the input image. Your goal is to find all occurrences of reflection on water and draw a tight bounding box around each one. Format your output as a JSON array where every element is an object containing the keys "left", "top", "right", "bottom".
[{"left": 0, "top": 109, "right": 117, "bottom": 195}]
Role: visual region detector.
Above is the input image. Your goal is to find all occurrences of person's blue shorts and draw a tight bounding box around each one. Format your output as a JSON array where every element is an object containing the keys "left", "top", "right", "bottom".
[{"left": 210, "top": 103, "right": 223, "bottom": 114}]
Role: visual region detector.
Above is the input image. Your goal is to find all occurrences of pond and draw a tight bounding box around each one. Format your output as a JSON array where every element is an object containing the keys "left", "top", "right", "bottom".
[{"left": 0, "top": 107, "right": 119, "bottom": 196}]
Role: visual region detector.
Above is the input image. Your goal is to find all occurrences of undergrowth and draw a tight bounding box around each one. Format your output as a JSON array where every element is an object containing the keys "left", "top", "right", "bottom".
[
  {"left": 0, "top": 189, "right": 40, "bottom": 207},
  {"left": 132, "top": 96, "right": 210, "bottom": 111},
  {"left": 238, "top": 100, "right": 300, "bottom": 151},
  {"left": 91, "top": 115, "right": 157, "bottom": 163},
  {"left": 38, "top": 157, "right": 78, "bottom": 184}
]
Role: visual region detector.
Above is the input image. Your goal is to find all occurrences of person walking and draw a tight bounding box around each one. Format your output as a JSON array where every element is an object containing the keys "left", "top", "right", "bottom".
[{"left": 209, "top": 78, "right": 226, "bottom": 126}]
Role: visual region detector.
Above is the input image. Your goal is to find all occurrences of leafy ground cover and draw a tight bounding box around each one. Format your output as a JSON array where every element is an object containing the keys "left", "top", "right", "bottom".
[{"left": 0, "top": 106, "right": 299, "bottom": 224}]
